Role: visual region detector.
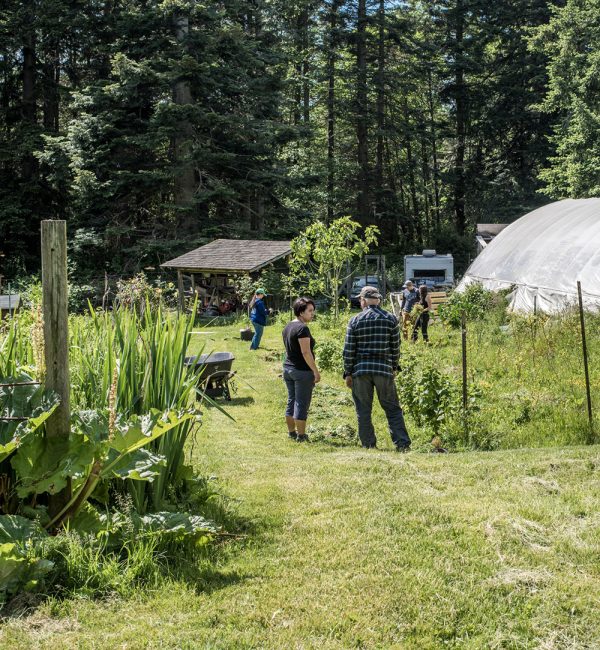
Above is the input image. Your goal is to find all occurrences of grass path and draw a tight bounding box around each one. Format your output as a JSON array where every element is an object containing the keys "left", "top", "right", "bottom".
[{"left": 2, "top": 324, "right": 600, "bottom": 648}]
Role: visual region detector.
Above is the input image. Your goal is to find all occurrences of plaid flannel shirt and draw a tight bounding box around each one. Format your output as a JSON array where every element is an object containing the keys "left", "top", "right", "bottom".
[{"left": 343, "top": 305, "right": 400, "bottom": 378}]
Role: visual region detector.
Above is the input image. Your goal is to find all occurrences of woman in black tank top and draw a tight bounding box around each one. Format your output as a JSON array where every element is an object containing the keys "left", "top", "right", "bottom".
[
  {"left": 412, "top": 285, "right": 433, "bottom": 343},
  {"left": 282, "top": 297, "right": 321, "bottom": 442}
]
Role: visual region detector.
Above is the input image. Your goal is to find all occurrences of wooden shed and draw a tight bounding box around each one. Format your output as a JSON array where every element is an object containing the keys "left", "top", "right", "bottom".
[
  {"left": 0, "top": 294, "right": 21, "bottom": 319},
  {"left": 161, "top": 239, "right": 292, "bottom": 313},
  {"left": 476, "top": 223, "right": 508, "bottom": 254}
]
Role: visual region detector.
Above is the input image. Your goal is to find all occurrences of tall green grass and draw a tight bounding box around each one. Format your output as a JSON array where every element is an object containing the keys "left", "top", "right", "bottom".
[
  {"left": 69, "top": 304, "right": 202, "bottom": 512},
  {"left": 3, "top": 304, "right": 203, "bottom": 513}
]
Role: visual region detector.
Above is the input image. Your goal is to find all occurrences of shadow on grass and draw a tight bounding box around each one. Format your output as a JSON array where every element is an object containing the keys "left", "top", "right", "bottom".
[{"left": 204, "top": 395, "right": 255, "bottom": 409}]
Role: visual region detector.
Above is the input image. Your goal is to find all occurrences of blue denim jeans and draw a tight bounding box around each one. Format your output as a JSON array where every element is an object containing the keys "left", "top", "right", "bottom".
[
  {"left": 250, "top": 322, "right": 264, "bottom": 350},
  {"left": 283, "top": 367, "right": 315, "bottom": 421},
  {"left": 351, "top": 374, "right": 411, "bottom": 449}
]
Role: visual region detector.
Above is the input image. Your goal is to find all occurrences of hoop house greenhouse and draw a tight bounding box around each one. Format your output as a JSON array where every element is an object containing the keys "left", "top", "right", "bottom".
[{"left": 458, "top": 198, "right": 600, "bottom": 313}]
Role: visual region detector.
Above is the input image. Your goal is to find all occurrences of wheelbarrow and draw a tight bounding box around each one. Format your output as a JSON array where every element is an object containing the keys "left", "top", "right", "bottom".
[{"left": 184, "top": 352, "right": 236, "bottom": 401}]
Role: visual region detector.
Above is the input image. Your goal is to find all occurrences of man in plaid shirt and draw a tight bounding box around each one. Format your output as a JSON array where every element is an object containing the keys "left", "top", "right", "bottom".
[{"left": 343, "top": 286, "right": 411, "bottom": 451}]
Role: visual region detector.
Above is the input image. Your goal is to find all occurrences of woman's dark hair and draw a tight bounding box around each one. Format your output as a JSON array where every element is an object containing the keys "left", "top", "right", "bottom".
[
  {"left": 419, "top": 285, "right": 428, "bottom": 297},
  {"left": 293, "top": 297, "right": 316, "bottom": 317}
]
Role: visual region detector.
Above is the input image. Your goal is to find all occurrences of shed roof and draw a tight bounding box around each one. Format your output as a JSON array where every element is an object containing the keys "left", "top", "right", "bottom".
[
  {"left": 0, "top": 295, "right": 21, "bottom": 311},
  {"left": 161, "top": 239, "right": 292, "bottom": 273},
  {"left": 476, "top": 223, "right": 508, "bottom": 238}
]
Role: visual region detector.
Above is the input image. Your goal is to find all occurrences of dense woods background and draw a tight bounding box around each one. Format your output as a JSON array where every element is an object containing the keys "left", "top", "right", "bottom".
[{"left": 1, "top": 0, "right": 598, "bottom": 281}]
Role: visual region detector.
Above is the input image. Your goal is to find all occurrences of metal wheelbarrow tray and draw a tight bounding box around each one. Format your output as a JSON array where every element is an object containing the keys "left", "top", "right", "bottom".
[{"left": 184, "top": 352, "right": 236, "bottom": 401}]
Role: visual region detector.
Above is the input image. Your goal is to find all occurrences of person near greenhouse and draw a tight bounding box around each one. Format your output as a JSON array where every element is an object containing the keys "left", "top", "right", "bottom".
[
  {"left": 343, "top": 286, "right": 411, "bottom": 451},
  {"left": 400, "top": 279, "right": 419, "bottom": 340},
  {"left": 412, "top": 284, "right": 433, "bottom": 343},
  {"left": 249, "top": 288, "right": 268, "bottom": 350},
  {"left": 282, "top": 297, "right": 320, "bottom": 442}
]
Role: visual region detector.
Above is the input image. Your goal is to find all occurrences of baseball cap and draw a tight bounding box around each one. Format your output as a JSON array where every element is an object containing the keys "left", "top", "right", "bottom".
[
  {"left": 359, "top": 286, "right": 382, "bottom": 300},
  {"left": 255, "top": 288, "right": 267, "bottom": 295}
]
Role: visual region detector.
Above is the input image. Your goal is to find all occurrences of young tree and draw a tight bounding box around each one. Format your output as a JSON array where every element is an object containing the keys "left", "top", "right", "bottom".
[{"left": 289, "top": 216, "right": 379, "bottom": 318}]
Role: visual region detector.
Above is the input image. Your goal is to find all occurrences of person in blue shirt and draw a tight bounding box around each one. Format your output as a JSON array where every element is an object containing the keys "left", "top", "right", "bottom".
[
  {"left": 249, "top": 288, "right": 268, "bottom": 350},
  {"left": 400, "top": 279, "right": 419, "bottom": 340}
]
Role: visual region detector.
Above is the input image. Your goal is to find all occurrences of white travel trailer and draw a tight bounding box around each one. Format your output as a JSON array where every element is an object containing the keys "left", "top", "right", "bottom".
[{"left": 404, "top": 250, "right": 454, "bottom": 288}]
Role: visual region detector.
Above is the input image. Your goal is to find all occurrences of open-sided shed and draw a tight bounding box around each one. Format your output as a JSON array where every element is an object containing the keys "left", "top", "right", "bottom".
[
  {"left": 161, "top": 239, "right": 291, "bottom": 312},
  {"left": 0, "top": 294, "right": 21, "bottom": 319}
]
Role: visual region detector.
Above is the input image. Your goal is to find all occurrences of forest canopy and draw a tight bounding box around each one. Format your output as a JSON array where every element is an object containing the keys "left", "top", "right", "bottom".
[{"left": 1, "top": 0, "right": 595, "bottom": 281}]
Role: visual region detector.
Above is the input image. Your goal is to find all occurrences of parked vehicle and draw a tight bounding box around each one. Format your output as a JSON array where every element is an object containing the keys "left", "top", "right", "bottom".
[
  {"left": 403, "top": 250, "right": 453, "bottom": 289},
  {"left": 350, "top": 275, "right": 382, "bottom": 307}
]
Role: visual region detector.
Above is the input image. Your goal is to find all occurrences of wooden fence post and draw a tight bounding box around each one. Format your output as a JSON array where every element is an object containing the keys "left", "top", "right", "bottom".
[
  {"left": 577, "top": 281, "right": 594, "bottom": 440},
  {"left": 41, "top": 220, "right": 72, "bottom": 516},
  {"left": 461, "top": 311, "right": 468, "bottom": 444}
]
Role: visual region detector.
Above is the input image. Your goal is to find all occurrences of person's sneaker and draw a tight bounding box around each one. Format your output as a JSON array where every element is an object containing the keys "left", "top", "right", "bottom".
[
  {"left": 288, "top": 431, "right": 298, "bottom": 440},
  {"left": 296, "top": 433, "right": 310, "bottom": 443},
  {"left": 395, "top": 445, "right": 411, "bottom": 453}
]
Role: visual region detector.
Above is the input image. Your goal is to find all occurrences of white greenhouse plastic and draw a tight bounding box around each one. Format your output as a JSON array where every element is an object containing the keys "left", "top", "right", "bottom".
[{"left": 457, "top": 198, "right": 600, "bottom": 313}]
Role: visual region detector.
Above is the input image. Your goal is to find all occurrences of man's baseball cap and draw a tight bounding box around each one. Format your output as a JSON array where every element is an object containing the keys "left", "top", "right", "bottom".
[
  {"left": 359, "top": 286, "right": 382, "bottom": 300},
  {"left": 405, "top": 279, "right": 414, "bottom": 286},
  {"left": 255, "top": 288, "right": 267, "bottom": 295}
]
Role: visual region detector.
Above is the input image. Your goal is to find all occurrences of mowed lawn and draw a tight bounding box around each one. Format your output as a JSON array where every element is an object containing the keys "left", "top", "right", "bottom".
[{"left": 2, "top": 323, "right": 600, "bottom": 649}]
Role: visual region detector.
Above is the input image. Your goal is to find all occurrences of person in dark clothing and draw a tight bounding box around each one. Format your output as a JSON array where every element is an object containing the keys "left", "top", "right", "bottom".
[
  {"left": 282, "top": 297, "right": 320, "bottom": 442},
  {"left": 343, "top": 286, "right": 411, "bottom": 451},
  {"left": 412, "top": 285, "right": 433, "bottom": 343},
  {"left": 249, "top": 288, "right": 268, "bottom": 350},
  {"left": 400, "top": 280, "right": 419, "bottom": 340}
]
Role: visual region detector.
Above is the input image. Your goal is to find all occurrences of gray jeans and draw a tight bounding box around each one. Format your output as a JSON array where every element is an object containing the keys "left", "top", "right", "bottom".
[
  {"left": 351, "top": 374, "right": 411, "bottom": 449},
  {"left": 283, "top": 367, "right": 315, "bottom": 421}
]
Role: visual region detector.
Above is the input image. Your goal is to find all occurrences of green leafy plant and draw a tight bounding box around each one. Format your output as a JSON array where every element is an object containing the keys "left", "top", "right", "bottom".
[
  {"left": 315, "top": 338, "right": 344, "bottom": 374},
  {"left": 438, "top": 283, "right": 494, "bottom": 328},
  {"left": 289, "top": 217, "right": 379, "bottom": 319},
  {"left": 0, "top": 515, "right": 52, "bottom": 605}
]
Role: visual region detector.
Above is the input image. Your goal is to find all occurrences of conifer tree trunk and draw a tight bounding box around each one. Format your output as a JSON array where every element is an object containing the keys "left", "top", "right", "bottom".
[
  {"left": 22, "top": 0, "right": 37, "bottom": 181},
  {"left": 301, "top": 5, "right": 310, "bottom": 124},
  {"left": 427, "top": 68, "right": 441, "bottom": 230},
  {"left": 42, "top": 47, "right": 60, "bottom": 132},
  {"left": 375, "top": 0, "right": 385, "bottom": 211},
  {"left": 173, "top": 12, "right": 196, "bottom": 233},
  {"left": 356, "top": 0, "right": 370, "bottom": 224},
  {"left": 326, "top": 0, "right": 340, "bottom": 223},
  {"left": 453, "top": 0, "right": 467, "bottom": 234}
]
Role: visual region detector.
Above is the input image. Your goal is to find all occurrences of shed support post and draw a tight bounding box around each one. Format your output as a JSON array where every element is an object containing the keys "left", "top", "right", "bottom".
[
  {"left": 41, "top": 220, "right": 72, "bottom": 518},
  {"left": 177, "top": 270, "right": 185, "bottom": 313}
]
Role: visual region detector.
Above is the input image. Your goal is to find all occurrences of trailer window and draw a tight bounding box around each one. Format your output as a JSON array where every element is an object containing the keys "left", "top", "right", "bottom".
[{"left": 413, "top": 269, "right": 446, "bottom": 279}]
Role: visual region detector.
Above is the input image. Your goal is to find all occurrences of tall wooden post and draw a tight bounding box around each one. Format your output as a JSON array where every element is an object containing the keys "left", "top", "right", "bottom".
[
  {"left": 577, "top": 281, "right": 594, "bottom": 440},
  {"left": 177, "top": 270, "right": 185, "bottom": 313},
  {"left": 41, "top": 220, "right": 71, "bottom": 515},
  {"left": 461, "top": 311, "right": 468, "bottom": 444}
]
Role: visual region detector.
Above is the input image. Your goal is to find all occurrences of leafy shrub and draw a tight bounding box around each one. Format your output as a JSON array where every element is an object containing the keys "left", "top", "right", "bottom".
[
  {"left": 397, "top": 361, "right": 456, "bottom": 433},
  {"left": 438, "top": 283, "right": 494, "bottom": 328},
  {"left": 115, "top": 273, "right": 177, "bottom": 313},
  {"left": 397, "top": 355, "right": 488, "bottom": 448},
  {"left": 315, "top": 338, "right": 344, "bottom": 373}
]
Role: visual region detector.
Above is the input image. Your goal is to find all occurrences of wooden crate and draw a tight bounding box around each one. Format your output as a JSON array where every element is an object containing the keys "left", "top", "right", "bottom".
[
  {"left": 389, "top": 291, "right": 449, "bottom": 317},
  {"left": 429, "top": 291, "right": 448, "bottom": 313}
]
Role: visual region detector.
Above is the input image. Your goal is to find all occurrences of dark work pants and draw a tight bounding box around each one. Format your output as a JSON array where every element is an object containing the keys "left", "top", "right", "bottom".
[
  {"left": 351, "top": 374, "right": 411, "bottom": 449},
  {"left": 412, "top": 312, "right": 430, "bottom": 342},
  {"left": 283, "top": 367, "right": 315, "bottom": 421}
]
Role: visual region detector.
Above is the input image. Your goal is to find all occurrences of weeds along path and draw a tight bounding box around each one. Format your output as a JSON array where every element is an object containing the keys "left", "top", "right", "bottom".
[{"left": 2, "top": 324, "right": 600, "bottom": 649}]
